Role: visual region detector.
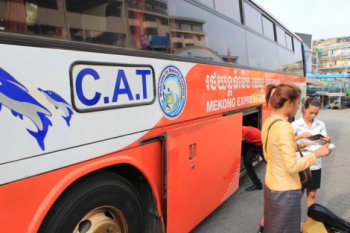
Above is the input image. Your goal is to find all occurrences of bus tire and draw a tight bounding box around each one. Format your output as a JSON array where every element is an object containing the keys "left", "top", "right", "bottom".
[{"left": 39, "top": 171, "right": 144, "bottom": 233}]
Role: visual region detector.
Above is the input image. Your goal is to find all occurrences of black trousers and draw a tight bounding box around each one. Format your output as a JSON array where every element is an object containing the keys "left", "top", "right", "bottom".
[{"left": 242, "top": 142, "right": 262, "bottom": 186}]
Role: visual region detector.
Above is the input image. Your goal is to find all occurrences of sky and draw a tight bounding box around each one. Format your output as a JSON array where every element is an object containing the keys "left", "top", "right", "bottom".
[{"left": 252, "top": 0, "right": 350, "bottom": 40}]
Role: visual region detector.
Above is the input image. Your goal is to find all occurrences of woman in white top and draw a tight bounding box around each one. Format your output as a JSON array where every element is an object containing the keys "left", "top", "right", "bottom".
[{"left": 292, "top": 97, "right": 330, "bottom": 207}]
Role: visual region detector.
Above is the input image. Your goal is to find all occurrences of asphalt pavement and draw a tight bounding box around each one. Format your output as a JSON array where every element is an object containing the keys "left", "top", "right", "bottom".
[{"left": 191, "top": 109, "right": 350, "bottom": 233}]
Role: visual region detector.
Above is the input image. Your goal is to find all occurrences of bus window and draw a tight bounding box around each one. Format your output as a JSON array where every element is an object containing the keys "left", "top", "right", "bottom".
[
  {"left": 0, "top": 0, "right": 27, "bottom": 33},
  {"left": 286, "top": 33, "right": 294, "bottom": 51},
  {"left": 0, "top": 0, "right": 66, "bottom": 38},
  {"left": 195, "top": 0, "right": 214, "bottom": 8},
  {"left": 276, "top": 25, "right": 286, "bottom": 46},
  {"left": 243, "top": 2, "right": 262, "bottom": 34},
  {"left": 278, "top": 39, "right": 304, "bottom": 76},
  {"left": 127, "top": 0, "right": 170, "bottom": 52},
  {"left": 168, "top": 0, "right": 248, "bottom": 65},
  {"left": 27, "top": 0, "right": 65, "bottom": 38},
  {"left": 65, "top": 0, "right": 127, "bottom": 46},
  {"left": 294, "top": 40, "right": 303, "bottom": 60},
  {"left": 214, "top": 0, "right": 241, "bottom": 23},
  {"left": 262, "top": 16, "right": 274, "bottom": 41},
  {"left": 291, "top": 39, "right": 304, "bottom": 76},
  {"left": 0, "top": 2, "right": 4, "bottom": 31},
  {"left": 246, "top": 30, "right": 279, "bottom": 70},
  {"left": 169, "top": 16, "right": 213, "bottom": 59}
]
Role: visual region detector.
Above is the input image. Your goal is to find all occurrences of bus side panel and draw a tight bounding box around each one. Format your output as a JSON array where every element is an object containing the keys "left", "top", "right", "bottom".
[
  {"left": 0, "top": 43, "right": 305, "bottom": 186},
  {"left": 166, "top": 113, "right": 242, "bottom": 233},
  {"left": 0, "top": 141, "right": 163, "bottom": 233}
]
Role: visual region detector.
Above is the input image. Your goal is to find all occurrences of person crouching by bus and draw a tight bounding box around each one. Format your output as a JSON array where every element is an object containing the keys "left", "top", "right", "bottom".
[
  {"left": 262, "top": 84, "right": 331, "bottom": 233},
  {"left": 292, "top": 97, "right": 331, "bottom": 207},
  {"left": 242, "top": 126, "right": 263, "bottom": 191}
]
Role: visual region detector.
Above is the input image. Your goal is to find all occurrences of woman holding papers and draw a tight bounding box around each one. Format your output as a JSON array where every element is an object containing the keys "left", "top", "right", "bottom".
[
  {"left": 262, "top": 85, "right": 331, "bottom": 233},
  {"left": 292, "top": 97, "right": 331, "bottom": 207}
]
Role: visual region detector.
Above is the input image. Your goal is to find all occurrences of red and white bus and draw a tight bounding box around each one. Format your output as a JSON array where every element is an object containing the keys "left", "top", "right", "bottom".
[{"left": 0, "top": 0, "right": 305, "bottom": 232}]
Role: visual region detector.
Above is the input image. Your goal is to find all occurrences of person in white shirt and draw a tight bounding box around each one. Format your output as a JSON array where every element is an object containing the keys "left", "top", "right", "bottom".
[{"left": 292, "top": 97, "right": 331, "bottom": 207}]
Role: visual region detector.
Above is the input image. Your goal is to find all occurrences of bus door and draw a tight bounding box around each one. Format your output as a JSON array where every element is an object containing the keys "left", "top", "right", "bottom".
[{"left": 166, "top": 113, "right": 242, "bottom": 233}]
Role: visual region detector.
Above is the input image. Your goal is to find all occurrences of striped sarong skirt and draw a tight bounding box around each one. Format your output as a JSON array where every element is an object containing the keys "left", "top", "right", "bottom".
[{"left": 263, "top": 185, "right": 301, "bottom": 233}]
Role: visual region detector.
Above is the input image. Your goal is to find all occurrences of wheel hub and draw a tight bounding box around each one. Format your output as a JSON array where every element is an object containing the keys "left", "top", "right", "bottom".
[{"left": 74, "top": 206, "right": 127, "bottom": 233}]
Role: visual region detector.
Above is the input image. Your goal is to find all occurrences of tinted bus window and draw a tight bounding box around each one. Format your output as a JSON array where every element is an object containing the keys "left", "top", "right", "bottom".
[
  {"left": 0, "top": 0, "right": 303, "bottom": 76},
  {"left": 169, "top": 0, "right": 248, "bottom": 65},
  {"left": 246, "top": 30, "right": 279, "bottom": 71},
  {"left": 292, "top": 39, "right": 304, "bottom": 75},
  {"left": 214, "top": 0, "right": 241, "bottom": 22},
  {"left": 276, "top": 25, "right": 286, "bottom": 46},
  {"left": 278, "top": 40, "right": 303, "bottom": 76},
  {"left": 66, "top": 0, "right": 127, "bottom": 46},
  {"left": 286, "top": 33, "right": 293, "bottom": 50},
  {"left": 0, "top": 0, "right": 66, "bottom": 39},
  {"left": 294, "top": 40, "right": 302, "bottom": 60},
  {"left": 196, "top": 0, "right": 214, "bottom": 8},
  {"left": 262, "top": 16, "right": 274, "bottom": 40},
  {"left": 127, "top": 0, "right": 170, "bottom": 52},
  {"left": 278, "top": 48, "right": 293, "bottom": 73},
  {"left": 243, "top": 2, "right": 262, "bottom": 34}
]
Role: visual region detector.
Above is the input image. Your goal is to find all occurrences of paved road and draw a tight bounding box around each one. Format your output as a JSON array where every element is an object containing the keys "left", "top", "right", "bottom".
[{"left": 191, "top": 109, "right": 350, "bottom": 233}]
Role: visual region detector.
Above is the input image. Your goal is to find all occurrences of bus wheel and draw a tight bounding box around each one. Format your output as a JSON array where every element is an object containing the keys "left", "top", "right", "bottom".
[{"left": 39, "top": 171, "right": 143, "bottom": 233}]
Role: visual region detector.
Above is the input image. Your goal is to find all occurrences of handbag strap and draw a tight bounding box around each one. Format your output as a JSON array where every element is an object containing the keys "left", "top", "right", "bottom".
[
  {"left": 264, "top": 119, "right": 305, "bottom": 158},
  {"left": 264, "top": 119, "right": 283, "bottom": 153},
  {"left": 296, "top": 144, "right": 304, "bottom": 158}
]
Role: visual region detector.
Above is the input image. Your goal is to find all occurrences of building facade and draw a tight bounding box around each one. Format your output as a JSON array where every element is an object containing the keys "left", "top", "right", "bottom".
[{"left": 313, "top": 36, "right": 350, "bottom": 75}]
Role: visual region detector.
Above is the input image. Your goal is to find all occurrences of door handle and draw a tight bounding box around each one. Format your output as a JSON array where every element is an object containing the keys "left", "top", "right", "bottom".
[
  {"left": 189, "top": 144, "right": 196, "bottom": 169},
  {"left": 189, "top": 143, "right": 196, "bottom": 160}
]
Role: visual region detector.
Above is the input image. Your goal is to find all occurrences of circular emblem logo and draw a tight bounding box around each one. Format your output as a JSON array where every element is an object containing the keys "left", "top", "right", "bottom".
[{"left": 158, "top": 66, "right": 186, "bottom": 119}]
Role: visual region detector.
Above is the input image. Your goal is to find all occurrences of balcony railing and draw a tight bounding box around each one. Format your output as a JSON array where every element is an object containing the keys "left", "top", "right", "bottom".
[
  {"left": 318, "top": 54, "right": 350, "bottom": 60},
  {"left": 318, "top": 65, "right": 350, "bottom": 70}
]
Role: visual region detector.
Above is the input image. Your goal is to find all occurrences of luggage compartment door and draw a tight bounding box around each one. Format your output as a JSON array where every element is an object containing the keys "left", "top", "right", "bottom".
[{"left": 166, "top": 113, "right": 242, "bottom": 233}]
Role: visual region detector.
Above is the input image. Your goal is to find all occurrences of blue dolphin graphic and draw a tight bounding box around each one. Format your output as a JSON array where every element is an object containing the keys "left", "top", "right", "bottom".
[
  {"left": 0, "top": 68, "right": 52, "bottom": 150},
  {"left": 0, "top": 68, "right": 28, "bottom": 91},
  {"left": 38, "top": 88, "right": 73, "bottom": 126}
]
